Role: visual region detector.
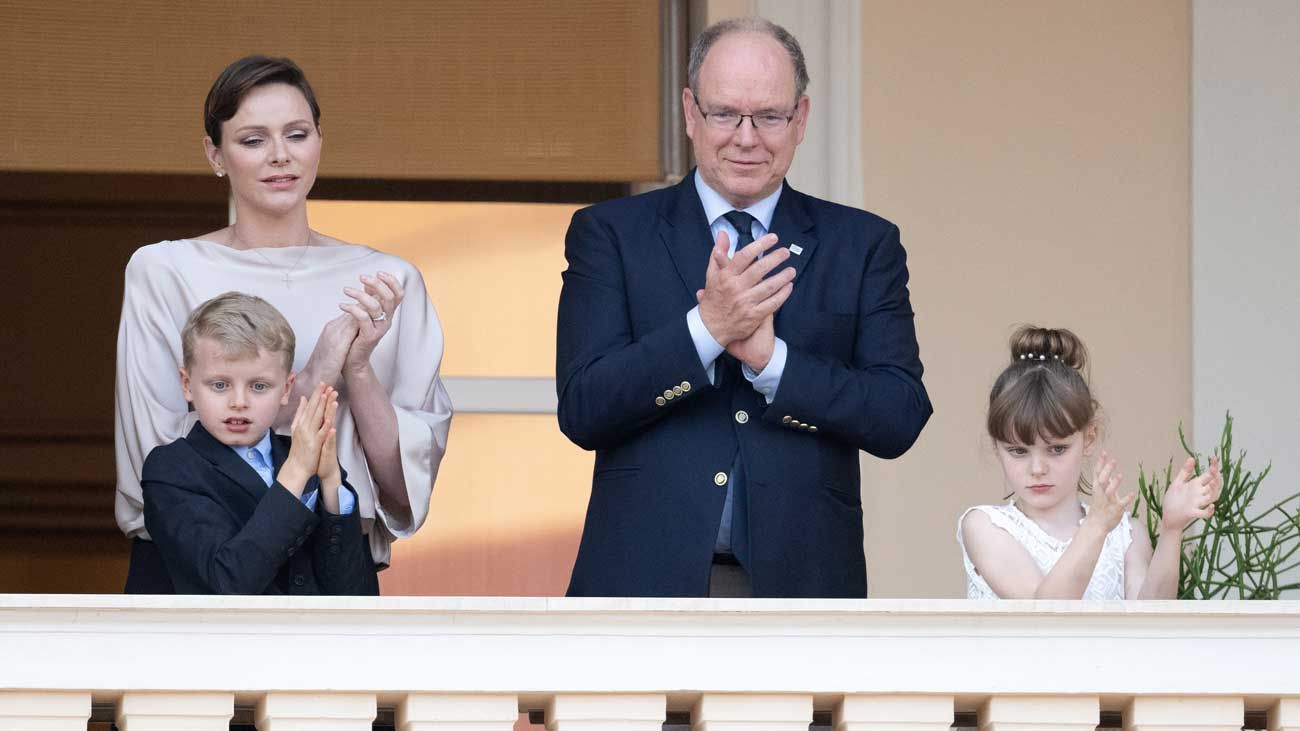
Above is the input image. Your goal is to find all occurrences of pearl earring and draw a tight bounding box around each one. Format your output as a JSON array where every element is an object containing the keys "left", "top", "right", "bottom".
[{"left": 215, "top": 171, "right": 224, "bottom": 178}]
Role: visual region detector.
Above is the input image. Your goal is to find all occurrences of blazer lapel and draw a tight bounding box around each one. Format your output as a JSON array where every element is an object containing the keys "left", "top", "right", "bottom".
[
  {"left": 270, "top": 432, "right": 289, "bottom": 473},
  {"left": 659, "top": 174, "right": 716, "bottom": 300},
  {"left": 270, "top": 432, "right": 317, "bottom": 505},
  {"left": 185, "top": 422, "right": 271, "bottom": 503},
  {"left": 769, "top": 182, "right": 819, "bottom": 326}
]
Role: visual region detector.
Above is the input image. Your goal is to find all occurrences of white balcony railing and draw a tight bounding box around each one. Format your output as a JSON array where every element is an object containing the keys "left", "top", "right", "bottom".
[{"left": 2, "top": 595, "right": 1300, "bottom": 729}]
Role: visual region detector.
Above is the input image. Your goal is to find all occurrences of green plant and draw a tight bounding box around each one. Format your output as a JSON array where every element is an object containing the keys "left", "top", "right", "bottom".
[{"left": 1137, "top": 413, "right": 1300, "bottom": 599}]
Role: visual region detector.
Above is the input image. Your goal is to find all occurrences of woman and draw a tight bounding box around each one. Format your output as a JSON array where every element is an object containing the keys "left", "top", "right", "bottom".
[{"left": 116, "top": 56, "right": 453, "bottom": 592}]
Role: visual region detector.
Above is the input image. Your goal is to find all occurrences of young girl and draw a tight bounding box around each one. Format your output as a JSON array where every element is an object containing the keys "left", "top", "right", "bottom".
[{"left": 958, "top": 326, "right": 1222, "bottom": 599}]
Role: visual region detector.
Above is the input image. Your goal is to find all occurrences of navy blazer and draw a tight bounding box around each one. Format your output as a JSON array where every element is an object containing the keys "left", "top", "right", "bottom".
[
  {"left": 556, "top": 174, "right": 932, "bottom": 598},
  {"left": 141, "top": 423, "right": 379, "bottom": 595}
]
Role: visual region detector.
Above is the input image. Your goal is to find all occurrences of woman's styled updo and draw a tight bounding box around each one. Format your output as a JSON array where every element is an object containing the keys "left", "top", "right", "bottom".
[
  {"left": 987, "top": 325, "right": 1097, "bottom": 446},
  {"left": 203, "top": 55, "right": 321, "bottom": 147}
]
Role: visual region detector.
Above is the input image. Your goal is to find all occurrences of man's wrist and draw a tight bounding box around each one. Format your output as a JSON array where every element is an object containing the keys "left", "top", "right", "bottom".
[
  {"left": 687, "top": 306, "right": 726, "bottom": 375},
  {"left": 742, "top": 337, "right": 786, "bottom": 404},
  {"left": 742, "top": 350, "right": 772, "bottom": 372},
  {"left": 696, "top": 307, "right": 734, "bottom": 347}
]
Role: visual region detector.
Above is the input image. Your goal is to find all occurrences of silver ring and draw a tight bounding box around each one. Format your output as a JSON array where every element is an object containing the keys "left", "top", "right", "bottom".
[{"left": 370, "top": 311, "right": 387, "bottom": 324}]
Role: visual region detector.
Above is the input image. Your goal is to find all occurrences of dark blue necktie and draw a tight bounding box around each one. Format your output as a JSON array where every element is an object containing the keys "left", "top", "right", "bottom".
[
  {"left": 723, "top": 210, "right": 756, "bottom": 250},
  {"left": 716, "top": 211, "right": 755, "bottom": 570}
]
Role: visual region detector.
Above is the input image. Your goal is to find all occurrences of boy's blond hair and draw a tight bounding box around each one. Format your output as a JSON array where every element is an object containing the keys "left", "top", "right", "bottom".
[{"left": 181, "top": 292, "right": 295, "bottom": 373}]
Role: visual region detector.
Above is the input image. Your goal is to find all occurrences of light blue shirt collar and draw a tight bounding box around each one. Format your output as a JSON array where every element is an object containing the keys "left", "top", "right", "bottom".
[
  {"left": 233, "top": 430, "right": 275, "bottom": 487},
  {"left": 693, "top": 170, "right": 782, "bottom": 232}
]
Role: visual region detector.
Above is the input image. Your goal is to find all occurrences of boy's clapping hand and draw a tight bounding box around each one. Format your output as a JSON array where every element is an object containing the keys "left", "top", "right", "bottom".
[
  {"left": 317, "top": 396, "right": 344, "bottom": 513},
  {"left": 278, "top": 384, "right": 337, "bottom": 496}
]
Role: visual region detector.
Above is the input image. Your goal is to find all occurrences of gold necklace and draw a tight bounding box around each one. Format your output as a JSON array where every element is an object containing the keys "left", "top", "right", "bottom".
[{"left": 231, "top": 229, "right": 313, "bottom": 288}]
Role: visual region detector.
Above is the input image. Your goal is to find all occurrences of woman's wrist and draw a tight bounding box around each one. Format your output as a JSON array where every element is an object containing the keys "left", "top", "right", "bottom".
[
  {"left": 303, "top": 357, "right": 344, "bottom": 390},
  {"left": 342, "top": 358, "right": 376, "bottom": 383}
]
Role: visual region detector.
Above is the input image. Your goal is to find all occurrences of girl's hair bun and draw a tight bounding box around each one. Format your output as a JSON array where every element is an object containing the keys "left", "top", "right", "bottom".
[{"left": 1009, "top": 325, "right": 1088, "bottom": 372}]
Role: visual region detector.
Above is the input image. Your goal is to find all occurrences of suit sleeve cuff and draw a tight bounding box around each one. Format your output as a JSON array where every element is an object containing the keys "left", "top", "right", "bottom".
[
  {"left": 742, "top": 337, "right": 787, "bottom": 404},
  {"left": 686, "top": 306, "right": 725, "bottom": 384}
]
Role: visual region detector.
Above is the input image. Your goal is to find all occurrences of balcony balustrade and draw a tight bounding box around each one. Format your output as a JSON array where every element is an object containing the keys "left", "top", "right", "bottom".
[{"left": 2, "top": 596, "right": 1298, "bottom": 730}]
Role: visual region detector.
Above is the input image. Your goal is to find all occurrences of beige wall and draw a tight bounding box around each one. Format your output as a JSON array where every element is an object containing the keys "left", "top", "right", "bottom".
[{"left": 857, "top": 1, "right": 1192, "bottom": 597}]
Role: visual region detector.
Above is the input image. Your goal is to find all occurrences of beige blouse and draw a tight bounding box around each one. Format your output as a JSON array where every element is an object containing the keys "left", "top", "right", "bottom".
[{"left": 114, "top": 239, "right": 453, "bottom": 566}]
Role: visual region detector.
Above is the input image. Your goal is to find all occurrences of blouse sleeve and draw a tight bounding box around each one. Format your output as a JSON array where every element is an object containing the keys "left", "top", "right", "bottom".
[
  {"left": 361, "top": 263, "right": 454, "bottom": 556},
  {"left": 114, "top": 245, "right": 197, "bottom": 539}
]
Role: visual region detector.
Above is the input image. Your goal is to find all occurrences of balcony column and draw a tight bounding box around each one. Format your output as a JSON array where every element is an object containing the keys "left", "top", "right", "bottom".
[
  {"left": 1270, "top": 698, "right": 1300, "bottom": 731},
  {"left": 834, "top": 694, "right": 955, "bottom": 730},
  {"left": 691, "top": 694, "right": 813, "bottom": 730},
  {"left": 396, "top": 693, "right": 519, "bottom": 730},
  {"left": 254, "top": 692, "right": 377, "bottom": 731},
  {"left": 0, "top": 691, "right": 90, "bottom": 730},
  {"left": 979, "top": 696, "right": 1099, "bottom": 730},
  {"left": 1123, "top": 696, "right": 1244, "bottom": 730},
  {"left": 116, "top": 692, "right": 234, "bottom": 730},
  {"left": 544, "top": 694, "right": 666, "bottom": 730}
]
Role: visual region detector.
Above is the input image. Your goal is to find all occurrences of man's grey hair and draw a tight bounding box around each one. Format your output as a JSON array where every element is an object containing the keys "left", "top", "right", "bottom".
[{"left": 687, "top": 17, "right": 810, "bottom": 103}]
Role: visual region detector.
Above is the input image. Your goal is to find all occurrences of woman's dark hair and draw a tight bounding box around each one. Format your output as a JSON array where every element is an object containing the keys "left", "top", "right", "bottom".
[
  {"left": 987, "top": 325, "right": 1096, "bottom": 446},
  {"left": 204, "top": 55, "right": 320, "bottom": 147}
]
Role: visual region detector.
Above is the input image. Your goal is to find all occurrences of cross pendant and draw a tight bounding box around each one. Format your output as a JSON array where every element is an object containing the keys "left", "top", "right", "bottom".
[{"left": 282, "top": 272, "right": 292, "bottom": 288}]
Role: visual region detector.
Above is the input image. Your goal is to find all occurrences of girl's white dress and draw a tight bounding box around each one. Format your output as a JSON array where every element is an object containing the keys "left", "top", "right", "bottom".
[{"left": 957, "top": 501, "right": 1133, "bottom": 599}]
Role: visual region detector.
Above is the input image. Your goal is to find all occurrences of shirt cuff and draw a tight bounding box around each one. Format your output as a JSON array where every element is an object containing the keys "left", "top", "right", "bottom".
[
  {"left": 741, "top": 337, "right": 787, "bottom": 404},
  {"left": 686, "top": 306, "right": 725, "bottom": 385},
  {"left": 302, "top": 485, "right": 356, "bottom": 515}
]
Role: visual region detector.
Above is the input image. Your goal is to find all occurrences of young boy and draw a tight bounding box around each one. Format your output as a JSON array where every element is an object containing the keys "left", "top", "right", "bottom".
[{"left": 142, "top": 292, "right": 377, "bottom": 595}]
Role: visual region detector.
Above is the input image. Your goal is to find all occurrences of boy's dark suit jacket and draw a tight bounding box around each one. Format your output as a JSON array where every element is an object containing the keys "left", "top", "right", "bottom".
[
  {"left": 138, "top": 422, "right": 379, "bottom": 595},
  {"left": 556, "top": 174, "right": 932, "bottom": 598}
]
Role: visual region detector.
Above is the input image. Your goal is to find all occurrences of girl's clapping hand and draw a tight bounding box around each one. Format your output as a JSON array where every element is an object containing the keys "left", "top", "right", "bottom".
[
  {"left": 1160, "top": 456, "right": 1223, "bottom": 532},
  {"left": 1086, "top": 451, "right": 1135, "bottom": 533}
]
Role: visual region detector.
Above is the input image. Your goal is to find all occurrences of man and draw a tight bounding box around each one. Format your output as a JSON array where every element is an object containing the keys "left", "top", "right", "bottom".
[{"left": 556, "top": 17, "right": 931, "bottom": 598}]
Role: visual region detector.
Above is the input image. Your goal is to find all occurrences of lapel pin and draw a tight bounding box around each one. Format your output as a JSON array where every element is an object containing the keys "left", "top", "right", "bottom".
[{"left": 789, "top": 244, "right": 803, "bottom": 256}]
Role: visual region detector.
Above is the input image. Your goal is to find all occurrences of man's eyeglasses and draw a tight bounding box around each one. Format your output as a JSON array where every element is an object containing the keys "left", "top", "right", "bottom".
[{"left": 696, "top": 101, "right": 795, "bottom": 132}]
